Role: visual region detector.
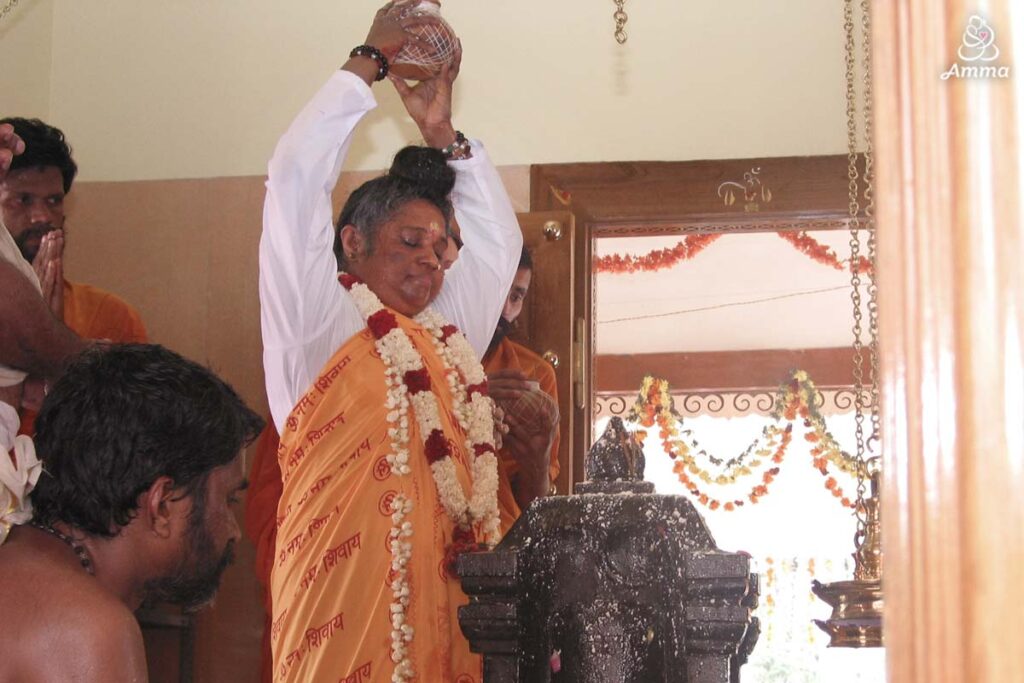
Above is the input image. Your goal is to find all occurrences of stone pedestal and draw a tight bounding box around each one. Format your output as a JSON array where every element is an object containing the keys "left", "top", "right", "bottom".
[{"left": 458, "top": 418, "right": 759, "bottom": 683}]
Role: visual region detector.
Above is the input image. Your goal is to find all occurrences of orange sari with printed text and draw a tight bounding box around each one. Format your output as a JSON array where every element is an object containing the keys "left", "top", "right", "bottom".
[{"left": 270, "top": 314, "right": 482, "bottom": 683}]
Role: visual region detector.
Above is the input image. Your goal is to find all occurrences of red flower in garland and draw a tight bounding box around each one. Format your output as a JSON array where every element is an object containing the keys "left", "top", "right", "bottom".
[
  {"left": 444, "top": 526, "right": 484, "bottom": 578},
  {"left": 439, "top": 324, "right": 459, "bottom": 342},
  {"left": 451, "top": 526, "right": 475, "bottom": 546},
  {"left": 465, "top": 382, "right": 488, "bottom": 398},
  {"left": 338, "top": 273, "right": 363, "bottom": 290},
  {"left": 403, "top": 368, "right": 431, "bottom": 394},
  {"left": 473, "top": 443, "right": 496, "bottom": 457},
  {"left": 367, "top": 309, "right": 398, "bottom": 339},
  {"left": 424, "top": 429, "right": 451, "bottom": 464}
]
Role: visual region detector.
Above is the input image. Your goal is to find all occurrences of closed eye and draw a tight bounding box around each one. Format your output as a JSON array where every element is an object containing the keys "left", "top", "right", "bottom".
[{"left": 229, "top": 478, "right": 249, "bottom": 505}]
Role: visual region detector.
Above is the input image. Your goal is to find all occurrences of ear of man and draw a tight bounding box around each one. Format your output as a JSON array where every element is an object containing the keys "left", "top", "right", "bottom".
[{"left": 139, "top": 475, "right": 187, "bottom": 540}]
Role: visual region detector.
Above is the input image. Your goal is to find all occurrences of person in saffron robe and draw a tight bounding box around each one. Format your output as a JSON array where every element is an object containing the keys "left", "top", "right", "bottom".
[
  {"left": 483, "top": 247, "right": 561, "bottom": 534},
  {"left": 0, "top": 118, "right": 147, "bottom": 434},
  {"left": 245, "top": 216, "right": 504, "bottom": 683},
  {"left": 259, "top": 4, "right": 522, "bottom": 681},
  {"left": 243, "top": 419, "right": 285, "bottom": 683}
]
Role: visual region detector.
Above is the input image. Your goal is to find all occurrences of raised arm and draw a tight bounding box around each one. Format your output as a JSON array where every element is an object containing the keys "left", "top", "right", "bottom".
[
  {"left": 439, "top": 147, "right": 523, "bottom": 357},
  {"left": 259, "top": 71, "right": 375, "bottom": 428},
  {"left": 0, "top": 258, "right": 84, "bottom": 380},
  {"left": 390, "top": 44, "right": 523, "bottom": 358},
  {"left": 259, "top": 2, "right": 434, "bottom": 429}
]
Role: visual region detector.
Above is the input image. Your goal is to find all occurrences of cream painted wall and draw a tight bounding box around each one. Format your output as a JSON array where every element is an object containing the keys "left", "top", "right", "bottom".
[
  {"left": 36, "top": 0, "right": 847, "bottom": 181},
  {"left": 0, "top": 0, "right": 53, "bottom": 119}
]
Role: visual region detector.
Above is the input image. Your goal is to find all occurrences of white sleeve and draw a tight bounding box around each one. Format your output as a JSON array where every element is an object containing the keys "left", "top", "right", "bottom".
[
  {"left": 433, "top": 141, "right": 523, "bottom": 359},
  {"left": 259, "top": 70, "right": 377, "bottom": 432},
  {"left": 0, "top": 401, "right": 19, "bottom": 454}
]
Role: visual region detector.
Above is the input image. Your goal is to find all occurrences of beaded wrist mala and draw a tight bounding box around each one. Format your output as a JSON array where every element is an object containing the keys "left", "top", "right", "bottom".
[
  {"left": 349, "top": 44, "right": 390, "bottom": 81},
  {"left": 442, "top": 131, "right": 471, "bottom": 161}
]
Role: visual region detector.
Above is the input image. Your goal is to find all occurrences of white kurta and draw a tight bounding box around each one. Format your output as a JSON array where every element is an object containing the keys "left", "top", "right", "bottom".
[
  {"left": 0, "top": 217, "right": 40, "bottom": 391},
  {"left": 259, "top": 70, "right": 522, "bottom": 432},
  {"left": 0, "top": 217, "right": 40, "bottom": 460}
]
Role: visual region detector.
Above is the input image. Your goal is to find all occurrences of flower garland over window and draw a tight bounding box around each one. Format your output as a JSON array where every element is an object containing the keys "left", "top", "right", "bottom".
[
  {"left": 594, "top": 231, "right": 874, "bottom": 276},
  {"left": 593, "top": 234, "right": 721, "bottom": 274},
  {"left": 775, "top": 231, "right": 874, "bottom": 277},
  {"left": 627, "top": 372, "right": 862, "bottom": 510}
]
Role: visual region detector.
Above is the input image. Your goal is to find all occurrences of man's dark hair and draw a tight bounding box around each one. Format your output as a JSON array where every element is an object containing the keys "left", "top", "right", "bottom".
[
  {"left": 519, "top": 246, "right": 533, "bottom": 272},
  {"left": 0, "top": 117, "right": 78, "bottom": 193},
  {"left": 333, "top": 145, "right": 455, "bottom": 270},
  {"left": 31, "top": 344, "right": 264, "bottom": 537}
]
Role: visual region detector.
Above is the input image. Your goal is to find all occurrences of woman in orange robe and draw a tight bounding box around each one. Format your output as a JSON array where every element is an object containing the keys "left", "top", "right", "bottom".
[{"left": 258, "top": 5, "right": 522, "bottom": 681}]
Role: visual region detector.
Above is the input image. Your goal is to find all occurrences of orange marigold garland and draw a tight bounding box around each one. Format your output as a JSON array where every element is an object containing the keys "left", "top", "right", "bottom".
[
  {"left": 670, "top": 424, "right": 791, "bottom": 510},
  {"left": 631, "top": 376, "right": 779, "bottom": 488},
  {"left": 627, "top": 372, "right": 859, "bottom": 510},
  {"left": 773, "top": 370, "right": 862, "bottom": 507},
  {"left": 594, "top": 230, "right": 872, "bottom": 277},
  {"left": 775, "top": 231, "right": 873, "bottom": 277},
  {"left": 593, "top": 233, "right": 722, "bottom": 274}
]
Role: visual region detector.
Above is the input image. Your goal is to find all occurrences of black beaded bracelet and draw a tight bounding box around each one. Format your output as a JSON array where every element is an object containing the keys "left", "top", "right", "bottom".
[
  {"left": 442, "top": 131, "right": 471, "bottom": 160},
  {"left": 349, "top": 44, "right": 389, "bottom": 81}
]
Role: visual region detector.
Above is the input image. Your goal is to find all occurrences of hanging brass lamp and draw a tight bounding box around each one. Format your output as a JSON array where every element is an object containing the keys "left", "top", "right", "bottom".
[
  {"left": 811, "top": 464, "right": 883, "bottom": 647},
  {"left": 810, "top": 0, "right": 883, "bottom": 649}
]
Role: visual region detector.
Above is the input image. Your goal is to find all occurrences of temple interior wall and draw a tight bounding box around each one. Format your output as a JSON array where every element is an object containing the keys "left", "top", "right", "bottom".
[{"left": 4, "top": 1, "right": 852, "bottom": 680}]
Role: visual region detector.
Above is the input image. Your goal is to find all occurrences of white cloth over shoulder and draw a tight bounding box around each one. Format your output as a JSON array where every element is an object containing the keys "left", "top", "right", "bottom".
[
  {"left": 0, "top": 401, "right": 41, "bottom": 545},
  {"left": 260, "top": 70, "right": 522, "bottom": 432},
  {"left": 0, "top": 217, "right": 41, "bottom": 388}
]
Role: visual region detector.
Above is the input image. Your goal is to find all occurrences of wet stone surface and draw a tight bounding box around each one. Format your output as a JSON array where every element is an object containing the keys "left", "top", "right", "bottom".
[{"left": 458, "top": 418, "right": 760, "bottom": 682}]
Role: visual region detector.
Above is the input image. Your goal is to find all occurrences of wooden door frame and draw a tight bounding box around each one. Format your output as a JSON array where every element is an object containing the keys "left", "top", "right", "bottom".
[
  {"left": 530, "top": 154, "right": 868, "bottom": 486},
  {"left": 873, "top": 2, "right": 1023, "bottom": 681},
  {"left": 511, "top": 211, "right": 577, "bottom": 498}
]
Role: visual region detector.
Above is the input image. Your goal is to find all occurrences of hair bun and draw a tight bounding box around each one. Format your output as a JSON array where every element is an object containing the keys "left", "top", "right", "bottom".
[{"left": 389, "top": 145, "right": 455, "bottom": 199}]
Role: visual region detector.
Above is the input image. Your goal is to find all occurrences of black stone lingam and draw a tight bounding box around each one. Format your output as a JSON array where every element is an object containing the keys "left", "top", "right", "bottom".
[{"left": 458, "top": 417, "right": 759, "bottom": 683}]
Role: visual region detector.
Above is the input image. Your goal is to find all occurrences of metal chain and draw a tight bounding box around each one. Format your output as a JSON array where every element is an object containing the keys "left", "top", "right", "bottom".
[
  {"left": 0, "top": 0, "right": 22, "bottom": 24},
  {"left": 861, "top": 0, "right": 881, "bottom": 458},
  {"left": 844, "top": 0, "right": 869, "bottom": 538},
  {"left": 613, "top": 0, "right": 628, "bottom": 45}
]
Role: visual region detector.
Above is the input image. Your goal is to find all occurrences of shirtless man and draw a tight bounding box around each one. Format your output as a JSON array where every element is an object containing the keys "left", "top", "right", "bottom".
[{"left": 0, "top": 344, "right": 263, "bottom": 682}]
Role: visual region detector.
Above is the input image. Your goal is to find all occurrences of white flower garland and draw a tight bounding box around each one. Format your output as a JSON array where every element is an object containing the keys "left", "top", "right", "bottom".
[
  {"left": 414, "top": 308, "right": 501, "bottom": 542},
  {"left": 388, "top": 494, "right": 415, "bottom": 682},
  {"left": 340, "top": 274, "right": 502, "bottom": 681},
  {"left": 343, "top": 278, "right": 499, "bottom": 536},
  {"left": 0, "top": 433, "right": 41, "bottom": 545}
]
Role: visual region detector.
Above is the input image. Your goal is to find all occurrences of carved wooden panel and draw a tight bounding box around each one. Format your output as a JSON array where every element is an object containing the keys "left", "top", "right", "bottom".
[{"left": 530, "top": 155, "right": 868, "bottom": 234}]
